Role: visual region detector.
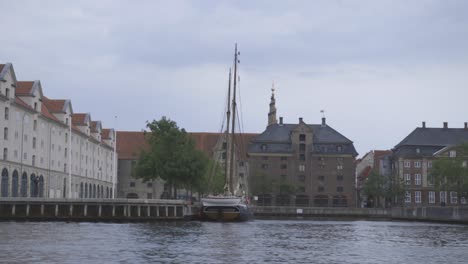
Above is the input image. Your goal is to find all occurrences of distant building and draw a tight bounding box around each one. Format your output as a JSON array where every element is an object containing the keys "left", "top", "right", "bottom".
[
  {"left": 247, "top": 90, "right": 358, "bottom": 207},
  {"left": 355, "top": 150, "right": 392, "bottom": 208},
  {"left": 392, "top": 121, "right": 468, "bottom": 206},
  {"left": 116, "top": 131, "right": 256, "bottom": 199},
  {"left": 0, "top": 63, "right": 116, "bottom": 199}
]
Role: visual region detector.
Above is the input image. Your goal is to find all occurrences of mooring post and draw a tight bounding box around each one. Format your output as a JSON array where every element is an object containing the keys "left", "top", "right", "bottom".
[
  {"left": 112, "top": 205, "right": 115, "bottom": 217},
  {"left": 123, "top": 205, "right": 127, "bottom": 217},
  {"left": 55, "top": 204, "right": 59, "bottom": 217},
  {"left": 174, "top": 206, "right": 177, "bottom": 217},
  {"left": 26, "top": 204, "right": 30, "bottom": 216},
  {"left": 165, "top": 206, "right": 169, "bottom": 218},
  {"left": 12, "top": 204, "right": 16, "bottom": 216},
  {"left": 41, "top": 204, "right": 44, "bottom": 216},
  {"left": 156, "top": 206, "right": 160, "bottom": 217},
  {"left": 84, "top": 204, "right": 88, "bottom": 217},
  {"left": 98, "top": 205, "right": 102, "bottom": 217},
  {"left": 138, "top": 206, "right": 141, "bottom": 217},
  {"left": 147, "top": 206, "right": 150, "bottom": 217},
  {"left": 69, "top": 204, "right": 73, "bottom": 217}
]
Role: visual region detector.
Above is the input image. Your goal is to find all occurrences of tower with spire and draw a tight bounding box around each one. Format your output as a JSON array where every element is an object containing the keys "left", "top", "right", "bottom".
[{"left": 268, "top": 82, "right": 277, "bottom": 126}]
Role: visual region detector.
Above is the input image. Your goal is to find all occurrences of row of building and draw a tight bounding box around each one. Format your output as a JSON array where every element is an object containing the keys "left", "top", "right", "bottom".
[
  {"left": 1, "top": 63, "right": 117, "bottom": 200},
  {"left": 2, "top": 62, "right": 467, "bottom": 208}
]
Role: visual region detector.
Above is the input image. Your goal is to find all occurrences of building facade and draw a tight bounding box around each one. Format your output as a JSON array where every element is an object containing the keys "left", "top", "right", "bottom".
[
  {"left": 248, "top": 90, "right": 358, "bottom": 207},
  {"left": 392, "top": 121, "right": 468, "bottom": 206},
  {"left": 0, "top": 63, "right": 116, "bottom": 199},
  {"left": 116, "top": 131, "right": 256, "bottom": 200}
]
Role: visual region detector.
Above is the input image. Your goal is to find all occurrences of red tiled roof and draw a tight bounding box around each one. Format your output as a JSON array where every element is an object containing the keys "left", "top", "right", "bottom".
[
  {"left": 117, "top": 131, "right": 259, "bottom": 160},
  {"left": 16, "top": 81, "right": 34, "bottom": 96},
  {"left": 102, "top": 129, "right": 111, "bottom": 139},
  {"left": 72, "top": 113, "right": 87, "bottom": 125},
  {"left": 42, "top": 96, "right": 66, "bottom": 113},
  {"left": 41, "top": 102, "right": 61, "bottom": 123}
]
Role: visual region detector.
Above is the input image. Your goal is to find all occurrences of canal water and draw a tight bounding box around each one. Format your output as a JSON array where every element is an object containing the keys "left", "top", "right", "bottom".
[{"left": 0, "top": 220, "right": 467, "bottom": 263}]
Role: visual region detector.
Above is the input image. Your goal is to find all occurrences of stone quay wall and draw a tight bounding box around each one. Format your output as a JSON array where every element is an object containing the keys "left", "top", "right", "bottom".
[{"left": 0, "top": 198, "right": 194, "bottom": 221}]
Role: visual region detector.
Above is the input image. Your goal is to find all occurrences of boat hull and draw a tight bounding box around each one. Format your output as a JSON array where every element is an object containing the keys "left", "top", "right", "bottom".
[{"left": 200, "top": 197, "right": 253, "bottom": 222}]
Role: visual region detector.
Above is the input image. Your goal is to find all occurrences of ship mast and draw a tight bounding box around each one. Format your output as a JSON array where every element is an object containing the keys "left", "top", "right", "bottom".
[
  {"left": 229, "top": 43, "right": 239, "bottom": 195},
  {"left": 224, "top": 68, "right": 232, "bottom": 194}
]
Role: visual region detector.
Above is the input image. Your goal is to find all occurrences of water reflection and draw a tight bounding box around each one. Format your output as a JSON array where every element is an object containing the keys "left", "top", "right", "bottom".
[{"left": 0, "top": 220, "right": 467, "bottom": 263}]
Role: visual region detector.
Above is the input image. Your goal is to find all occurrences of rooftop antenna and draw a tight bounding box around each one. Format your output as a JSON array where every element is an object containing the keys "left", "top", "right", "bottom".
[{"left": 320, "top": 109, "right": 325, "bottom": 118}]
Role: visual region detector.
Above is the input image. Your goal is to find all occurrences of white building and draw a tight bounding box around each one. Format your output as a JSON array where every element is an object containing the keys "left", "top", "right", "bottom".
[{"left": 0, "top": 63, "right": 117, "bottom": 199}]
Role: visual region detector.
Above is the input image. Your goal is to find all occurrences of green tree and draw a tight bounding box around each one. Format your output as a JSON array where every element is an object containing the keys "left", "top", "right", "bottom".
[
  {"left": 363, "top": 171, "right": 406, "bottom": 208},
  {"left": 431, "top": 143, "right": 468, "bottom": 203},
  {"left": 193, "top": 159, "right": 225, "bottom": 197},
  {"left": 133, "top": 117, "right": 209, "bottom": 199}
]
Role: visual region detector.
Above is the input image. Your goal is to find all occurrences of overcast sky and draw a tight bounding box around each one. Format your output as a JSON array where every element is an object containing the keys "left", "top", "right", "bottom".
[{"left": 1, "top": 0, "right": 468, "bottom": 156}]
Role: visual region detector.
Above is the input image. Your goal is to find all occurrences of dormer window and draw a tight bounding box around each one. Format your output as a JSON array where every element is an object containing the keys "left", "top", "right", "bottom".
[
  {"left": 449, "top": 150, "right": 457, "bottom": 158},
  {"left": 299, "top": 134, "right": 306, "bottom": 141}
]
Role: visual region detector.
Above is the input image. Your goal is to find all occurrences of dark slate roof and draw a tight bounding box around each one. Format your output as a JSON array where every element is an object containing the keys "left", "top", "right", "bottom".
[
  {"left": 395, "top": 127, "right": 468, "bottom": 148},
  {"left": 248, "top": 123, "right": 357, "bottom": 156},
  {"left": 253, "top": 124, "right": 353, "bottom": 144}
]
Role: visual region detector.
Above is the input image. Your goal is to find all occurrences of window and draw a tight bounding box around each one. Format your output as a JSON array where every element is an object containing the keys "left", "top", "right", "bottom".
[
  {"left": 4, "top": 107, "right": 9, "bottom": 120},
  {"left": 298, "top": 175, "right": 305, "bottom": 182},
  {"left": 5, "top": 88, "right": 9, "bottom": 97},
  {"left": 318, "top": 175, "right": 325, "bottom": 181},
  {"left": 222, "top": 142, "right": 227, "bottom": 149},
  {"left": 405, "top": 191, "right": 411, "bottom": 203},
  {"left": 337, "top": 186, "right": 344, "bottom": 192},
  {"left": 64, "top": 148, "right": 67, "bottom": 158},
  {"left": 239, "top": 173, "right": 244, "bottom": 178},
  {"left": 337, "top": 164, "right": 343, "bottom": 170},
  {"left": 404, "top": 160, "right": 411, "bottom": 168},
  {"left": 147, "top": 193, "right": 153, "bottom": 199},
  {"left": 65, "top": 133, "right": 68, "bottom": 143},
  {"left": 414, "top": 161, "right": 421, "bottom": 168},
  {"left": 66, "top": 118, "right": 69, "bottom": 125},
  {"left": 239, "top": 161, "right": 244, "bottom": 167},
  {"left": 299, "top": 144, "right": 306, "bottom": 151},
  {"left": 23, "top": 152, "right": 27, "bottom": 160},
  {"left": 64, "top": 163, "right": 67, "bottom": 173},
  {"left": 415, "top": 191, "right": 421, "bottom": 203},
  {"left": 299, "top": 154, "right": 305, "bottom": 161},
  {"left": 405, "top": 173, "right": 411, "bottom": 185},
  {"left": 336, "top": 145, "right": 342, "bottom": 152},
  {"left": 415, "top": 174, "right": 421, "bottom": 185},
  {"left": 3, "top": 127, "right": 7, "bottom": 140},
  {"left": 33, "top": 120, "right": 37, "bottom": 131},
  {"left": 261, "top": 164, "right": 268, "bottom": 169},
  {"left": 428, "top": 161, "right": 433, "bottom": 168},
  {"left": 2, "top": 148, "right": 7, "bottom": 160},
  {"left": 221, "top": 152, "right": 226, "bottom": 160},
  {"left": 34, "top": 102, "right": 37, "bottom": 111},
  {"left": 299, "top": 164, "right": 305, "bottom": 172},
  {"left": 450, "top": 192, "right": 458, "bottom": 204},
  {"left": 297, "top": 186, "right": 305, "bottom": 193},
  {"left": 281, "top": 157, "right": 287, "bottom": 161},
  {"left": 130, "top": 182, "right": 135, "bottom": 187},
  {"left": 32, "top": 155, "right": 36, "bottom": 166},
  {"left": 429, "top": 191, "right": 435, "bottom": 204},
  {"left": 449, "top": 150, "right": 457, "bottom": 158},
  {"left": 299, "top": 134, "right": 306, "bottom": 141},
  {"left": 147, "top": 182, "right": 153, "bottom": 188},
  {"left": 32, "top": 137, "right": 36, "bottom": 149},
  {"left": 440, "top": 191, "right": 447, "bottom": 204},
  {"left": 318, "top": 186, "right": 324, "bottom": 192},
  {"left": 337, "top": 175, "right": 343, "bottom": 181},
  {"left": 261, "top": 144, "right": 267, "bottom": 151}
]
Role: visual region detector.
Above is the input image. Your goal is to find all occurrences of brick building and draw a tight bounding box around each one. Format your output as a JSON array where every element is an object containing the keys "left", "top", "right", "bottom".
[{"left": 247, "top": 90, "right": 358, "bottom": 207}]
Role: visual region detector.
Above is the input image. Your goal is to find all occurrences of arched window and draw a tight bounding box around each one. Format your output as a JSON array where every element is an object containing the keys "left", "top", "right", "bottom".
[
  {"left": 85, "top": 183, "right": 88, "bottom": 198},
  {"left": 38, "top": 175, "right": 44, "bottom": 198},
  {"left": 93, "top": 184, "right": 96, "bottom": 198},
  {"left": 63, "top": 178, "right": 66, "bottom": 198},
  {"left": 4, "top": 107, "right": 9, "bottom": 120},
  {"left": 11, "top": 170, "right": 19, "bottom": 197},
  {"left": 20, "top": 172, "right": 28, "bottom": 197},
  {"left": 80, "top": 182, "right": 83, "bottom": 198},
  {"left": 1, "top": 168, "right": 9, "bottom": 197},
  {"left": 30, "top": 174, "right": 38, "bottom": 198},
  {"left": 106, "top": 187, "right": 109, "bottom": 198}
]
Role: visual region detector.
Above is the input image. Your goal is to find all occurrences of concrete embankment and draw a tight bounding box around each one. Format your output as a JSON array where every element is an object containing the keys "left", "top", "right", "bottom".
[
  {"left": 252, "top": 206, "right": 468, "bottom": 224},
  {"left": 0, "top": 198, "right": 197, "bottom": 221}
]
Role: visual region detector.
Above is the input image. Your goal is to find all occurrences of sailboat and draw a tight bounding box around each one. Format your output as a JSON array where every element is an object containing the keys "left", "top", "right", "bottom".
[{"left": 200, "top": 44, "right": 253, "bottom": 222}]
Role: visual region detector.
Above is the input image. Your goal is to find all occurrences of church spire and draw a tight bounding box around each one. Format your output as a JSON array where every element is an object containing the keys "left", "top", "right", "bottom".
[{"left": 268, "top": 81, "right": 277, "bottom": 126}]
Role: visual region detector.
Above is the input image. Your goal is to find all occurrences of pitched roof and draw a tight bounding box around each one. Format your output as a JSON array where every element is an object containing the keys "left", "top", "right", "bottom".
[
  {"left": 72, "top": 113, "right": 89, "bottom": 125},
  {"left": 14, "top": 97, "right": 34, "bottom": 111},
  {"left": 42, "top": 96, "right": 67, "bottom": 113},
  {"left": 394, "top": 127, "right": 468, "bottom": 148},
  {"left": 91, "top": 121, "right": 101, "bottom": 132},
  {"left": 116, "top": 131, "right": 259, "bottom": 160},
  {"left": 16, "top": 81, "right": 35, "bottom": 96},
  {"left": 41, "top": 101, "right": 61, "bottom": 122},
  {"left": 102, "top": 129, "right": 112, "bottom": 139}
]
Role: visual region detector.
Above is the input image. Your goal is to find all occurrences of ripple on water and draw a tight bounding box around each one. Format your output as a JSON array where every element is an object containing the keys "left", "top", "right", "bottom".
[{"left": 0, "top": 220, "right": 468, "bottom": 264}]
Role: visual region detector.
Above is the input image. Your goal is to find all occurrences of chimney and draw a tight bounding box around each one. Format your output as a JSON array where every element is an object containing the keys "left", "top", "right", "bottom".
[
  {"left": 465, "top": 122, "right": 467, "bottom": 129},
  {"left": 279, "top": 117, "right": 283, "bottom": 125},
  {"left": 322, "top": 117, "right": 326, "bottom": 126},
  {"left": 443, "top": 122, "right": 448, "bottom": 129},
  {"left": 299, "top": 117, "right": 303, "bottom": 123},
  {"left": 422, "top": 121, "right": 426, "bottom": 128}
]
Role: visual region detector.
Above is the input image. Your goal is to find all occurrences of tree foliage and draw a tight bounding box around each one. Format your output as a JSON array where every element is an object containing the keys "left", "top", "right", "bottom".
[
  {"left": 431, "top": 143, "right": 468, "bottom": 200},
  {"left": 363, "top": 170, "right": 406, "bottom": 207},
  {"left": 133, "top": 117, "right": 209, "bottom": 199}
]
